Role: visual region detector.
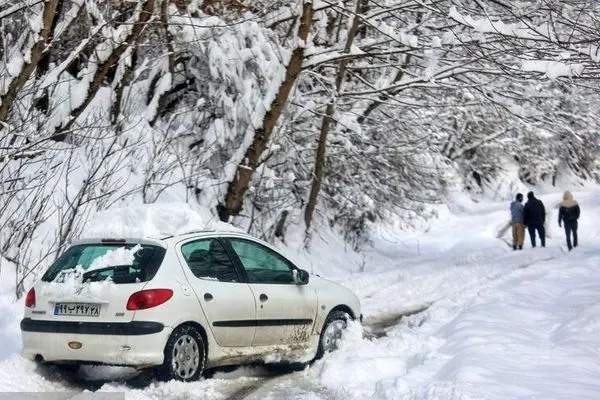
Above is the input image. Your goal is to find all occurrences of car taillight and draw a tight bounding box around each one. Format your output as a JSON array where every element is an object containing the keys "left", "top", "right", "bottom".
[
  {"left": 25, "top": 288, "right": 36, "bottom": 308},
  {"left": 126, "top": 289, "right": 173, "bottom": 310}
]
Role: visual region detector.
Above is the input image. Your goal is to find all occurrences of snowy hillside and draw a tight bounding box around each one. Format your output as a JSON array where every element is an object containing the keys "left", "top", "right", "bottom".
[{"left": 1, "top": 188, "right": 599, "bottom": 399}]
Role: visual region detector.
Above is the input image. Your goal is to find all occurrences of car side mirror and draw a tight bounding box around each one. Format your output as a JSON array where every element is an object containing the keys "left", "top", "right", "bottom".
[{"left": 293, "top": 268, "right": 309, "bottom": 285}]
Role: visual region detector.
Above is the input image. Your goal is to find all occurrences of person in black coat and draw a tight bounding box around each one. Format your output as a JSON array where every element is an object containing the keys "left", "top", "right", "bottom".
[
  {"left": 558, "top": 191, "right": 580, "bottom": 251},
  {"left": 523, "top": 191, "right": 546, "bottom": 247}
]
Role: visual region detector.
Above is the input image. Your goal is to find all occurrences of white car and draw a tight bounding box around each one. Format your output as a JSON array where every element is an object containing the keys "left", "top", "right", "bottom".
[{"left": 20, "top": 231, "right": 361, "bottom": 381}]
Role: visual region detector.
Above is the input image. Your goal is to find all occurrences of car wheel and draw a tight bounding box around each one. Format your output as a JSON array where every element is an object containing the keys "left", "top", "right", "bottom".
[
  {"left": 314, "top": 310, "right": 348, "bottom": 360},
  {"left": 155, "top": 325, "right": 205, "bottom": 382}
]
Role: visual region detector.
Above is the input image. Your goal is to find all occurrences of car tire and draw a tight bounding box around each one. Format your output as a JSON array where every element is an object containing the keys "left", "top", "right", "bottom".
[
  {"left": 314, "top": 310, "right": 348, "bottom": 360},
  {"left": 155, "top": 325, "right": 205, "bottom": 382}
]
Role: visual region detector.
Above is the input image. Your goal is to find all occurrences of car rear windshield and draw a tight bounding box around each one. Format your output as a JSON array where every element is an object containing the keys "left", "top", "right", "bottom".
[{"left": 41, "top": 243, "right": 166, "bottom": 284}]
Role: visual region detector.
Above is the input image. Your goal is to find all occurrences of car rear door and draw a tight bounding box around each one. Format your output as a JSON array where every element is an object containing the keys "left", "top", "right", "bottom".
[
  {"left": 177, "top": 237, "right": 257, "bottom": 347},
  {"left": 224, "top": 237, "right": 317, "bottom": 347}
]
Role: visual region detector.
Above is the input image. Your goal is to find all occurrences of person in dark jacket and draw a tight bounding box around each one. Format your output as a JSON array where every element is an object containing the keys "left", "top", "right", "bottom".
[
  {"left": 558, "top": 191, "right": 580, "bottom": 251},
  {"left": 509, "top": 193, "right": 525, "bottom": 250},
  {"left": 523, "top": 191, "right": 546, "bottom": 247}
]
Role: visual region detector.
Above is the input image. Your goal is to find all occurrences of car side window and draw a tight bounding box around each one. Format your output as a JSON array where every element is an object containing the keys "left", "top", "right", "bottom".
[
  {"left": 181, "top": 238, "right": 239, "bottom": 282},
  {"left": 228, "top": 238, "right": 294, "bottom": 284}
]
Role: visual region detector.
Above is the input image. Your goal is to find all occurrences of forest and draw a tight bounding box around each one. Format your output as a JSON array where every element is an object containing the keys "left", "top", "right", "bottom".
[{"left": 1, "top": 0, "right": 599, "bottom": 297}]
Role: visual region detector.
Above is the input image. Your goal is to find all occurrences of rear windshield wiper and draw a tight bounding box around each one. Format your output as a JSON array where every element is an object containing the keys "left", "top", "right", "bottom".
[{"left": 82, "top": 265, "right": 132, "bottom": 282}]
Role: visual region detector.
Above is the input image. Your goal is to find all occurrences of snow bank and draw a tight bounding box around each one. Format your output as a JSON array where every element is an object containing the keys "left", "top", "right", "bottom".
[
  {"left": 0, "top": 297, "right": 20, "bottom": 361},
  {"left": 0, "top": 258, "right": 22, "bottom": 361},
  {"left": 80, "top": 203, "right": 242, "bottom": 239}
]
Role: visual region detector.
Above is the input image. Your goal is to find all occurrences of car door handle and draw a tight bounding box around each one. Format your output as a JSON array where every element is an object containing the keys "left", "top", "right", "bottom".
[
  {"left": 259, "top": 293, "right": 268, "bottom": 302},
  {"left": 204, "top": 293, "right": 213, "bottom": 301}
]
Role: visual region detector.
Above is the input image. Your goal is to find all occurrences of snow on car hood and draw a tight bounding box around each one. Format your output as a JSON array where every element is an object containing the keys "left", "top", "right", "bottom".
[{"left": 79, "top": 202, "right": 242, "bottom": 239}]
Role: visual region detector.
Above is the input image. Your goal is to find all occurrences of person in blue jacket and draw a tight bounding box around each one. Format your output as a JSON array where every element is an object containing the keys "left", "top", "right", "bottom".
[
  {"left": 558, "top": 191, "right": 580, "bottom": 251},
  {"left": 523, "top": 191, "right": 546, "bottom": 247},
  {"left": 510, "top": 193, "right": 525, "bottom": 250}
]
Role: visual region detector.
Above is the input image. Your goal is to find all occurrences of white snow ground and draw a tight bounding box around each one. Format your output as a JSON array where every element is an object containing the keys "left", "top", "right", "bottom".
[{"left": 1, "top": 190, "right": 600, "bottom": 399}]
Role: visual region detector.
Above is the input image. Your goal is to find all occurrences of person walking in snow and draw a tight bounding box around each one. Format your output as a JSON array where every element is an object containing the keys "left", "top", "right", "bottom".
[
  {"left": 510, "top": 193, "right": 525, "bottom": 250},
  {"left": 558, "top": 191, "right": 580, "bottom": 251},
  {"left": 523, "top": 191, "right": 546, "bottom": 248}
]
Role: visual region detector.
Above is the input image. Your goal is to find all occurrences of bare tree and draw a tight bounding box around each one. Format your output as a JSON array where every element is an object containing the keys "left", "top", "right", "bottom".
[
  {"left": 0, "top": 0, "right": 62, "bottom": 124},
  {"left": 304, "top": 0, "right": 362, "bottom": 232},
  {"left": 54, "top": 0, "right": 156, "bottom": 140},
  {"left": 218, "top": 1, "right": 315, "bottom": 222}
]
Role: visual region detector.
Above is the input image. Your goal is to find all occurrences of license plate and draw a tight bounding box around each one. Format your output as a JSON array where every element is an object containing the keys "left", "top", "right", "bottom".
[{"left": 54, "top": 303, "right": 101, "bottom": 317}]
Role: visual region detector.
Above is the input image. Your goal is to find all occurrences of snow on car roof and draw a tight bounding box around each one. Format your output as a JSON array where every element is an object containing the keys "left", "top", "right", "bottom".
[{"left": 77, "top": 203, "right": 242, "bottom": 241}]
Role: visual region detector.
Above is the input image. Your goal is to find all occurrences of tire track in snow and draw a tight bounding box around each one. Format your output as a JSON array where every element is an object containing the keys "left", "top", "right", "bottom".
[
  {"left": 364, "top": 249, "right": 565, "bottom": 332},
  {"left": 373, "top": 249, "right": 569, "bottom": 375},
  {"left": 0, "top": 355, "right": 291, "bottom": 400},
  {"left": 63, "top": 364, "right": 294, "bottom": 400},
  {"left": 359, "top": 245, "right": 566, "bottom": 321},
  {"left": 362, "top": 303, "right": 432, "bottom": 339},
  {"left": 219, "top": 363, "right": 305, "bottom": 400},
  {"left": 223, "top": 379, "right": 269, "bottom": 400}
]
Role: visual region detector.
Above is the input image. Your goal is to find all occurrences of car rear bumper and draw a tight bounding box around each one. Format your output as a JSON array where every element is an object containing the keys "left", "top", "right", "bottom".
[
  {"left": 20, "top": 318, "right": 171, "bottom": 367},
  {"left": 21, "top": 318, "right": 164, "bottom": 335}
]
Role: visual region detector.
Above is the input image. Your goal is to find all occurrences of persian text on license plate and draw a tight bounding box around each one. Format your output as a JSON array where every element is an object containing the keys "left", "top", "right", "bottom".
[{"left": 54, "top": 303, "right": 101, "bottom": 317}]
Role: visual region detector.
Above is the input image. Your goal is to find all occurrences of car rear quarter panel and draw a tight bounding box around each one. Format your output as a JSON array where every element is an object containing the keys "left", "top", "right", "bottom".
[{"left": 129, "top": 246, "right": 219, "bottom": 351}]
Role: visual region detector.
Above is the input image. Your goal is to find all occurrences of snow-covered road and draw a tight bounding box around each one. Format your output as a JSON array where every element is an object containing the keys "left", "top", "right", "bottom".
[{"left": 1, "top": 190, "right": 600, "bottom": 399}]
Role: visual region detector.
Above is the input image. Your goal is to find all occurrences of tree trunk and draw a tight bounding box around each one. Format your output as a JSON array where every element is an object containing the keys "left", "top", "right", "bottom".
[
  {"left": 0, "top": 0, "right": 62, "bottom": 124},
  {"left": 146, "top": 0, "right": 175, "bottom": 126},
  {"left": 218, "top": 1, "right": 314, "bottom": 222},
  {"left": 162, "top": 0, "right": 176, "bottom": 74},
  {"left": 53, "top": 0, "right": 155, "bottom": 140},
  {"left": 357, "top": 0, "right": 369, "bottom": 38},
  {"left": 274, "top": 210, "right": 289, "bottom": 241},
  {"left": 304, "top": 102, "right": 334, "bottom": 230},
  {"left": 35, "top": 0, "right": 65, "bottom": 114},
  {"left": 111, "top": 49, "right": 138, "bottom": 127},
  {"left": 304, "top": 0, "right": 361, "bottom": 231}
]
